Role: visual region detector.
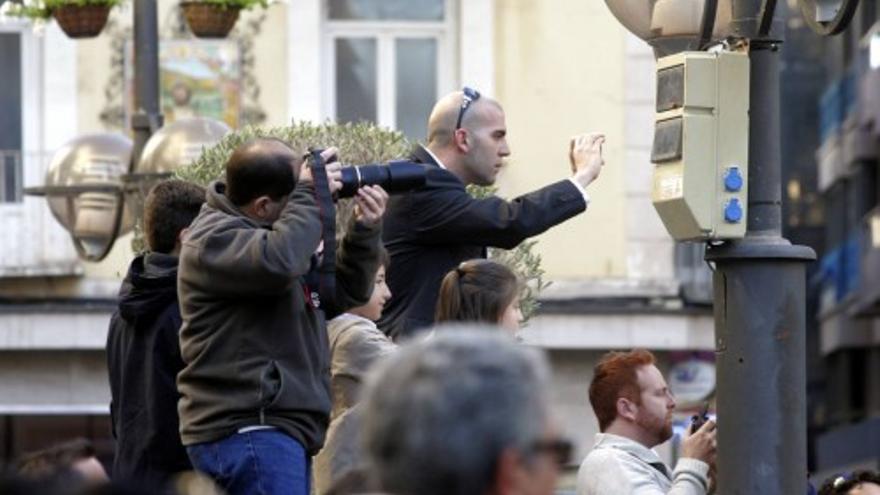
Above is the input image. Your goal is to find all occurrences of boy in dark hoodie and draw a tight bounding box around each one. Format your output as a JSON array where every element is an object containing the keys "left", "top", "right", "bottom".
[{"left": 106, "top": 180, "right": 205, "bottom": 488}]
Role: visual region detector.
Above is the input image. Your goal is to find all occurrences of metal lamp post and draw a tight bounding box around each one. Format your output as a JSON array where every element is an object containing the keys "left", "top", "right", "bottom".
[
  {"left": 25, "top": 115, "right": 230, "bottom": 261},
  {"left": 24, "top": 0, "right": 163, "bottom": 261},
  {"left": 123, "top": 117, "right": 231, "bottom": 222},
  {"left": 602, "top": 0, "right": 860, "bottom": 493},
  {"left": 31, "top": 134, "right": 137, "bottom": 260},
  {"left": 130, "top": 0, "right": 163, "bottom": 178},
  {"left": 25, "top": 1, "right": 232, "bottom": 261},
  {"left": 702, "top": 4, "right": 815, "bottom": 492}
]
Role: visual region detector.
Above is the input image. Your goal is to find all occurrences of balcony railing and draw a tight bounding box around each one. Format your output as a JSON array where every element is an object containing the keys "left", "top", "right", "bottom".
[
  {"left": 0, "top": 150, "right": 23, "bottom": 204},
  {"left": 0, "top": 148, "right": 80, "bottom": 277}
]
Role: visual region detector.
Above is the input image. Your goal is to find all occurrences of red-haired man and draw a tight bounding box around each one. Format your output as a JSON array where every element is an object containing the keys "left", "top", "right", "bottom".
[{"left": 576, "top": 350, "right": 717, "bottom": 495}]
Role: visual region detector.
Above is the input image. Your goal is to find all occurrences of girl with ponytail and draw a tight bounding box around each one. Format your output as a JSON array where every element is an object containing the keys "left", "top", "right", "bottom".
[{"left": 435, "top": 259, "right": 523, "bottom": 334}]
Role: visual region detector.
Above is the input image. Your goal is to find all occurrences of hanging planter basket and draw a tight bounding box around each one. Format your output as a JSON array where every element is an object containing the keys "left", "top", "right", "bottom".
[
  {"left": 52, "top": 4, "right": 112, "bottom": 38},
  {"left": 180, "top": 2, "right": 240, "bottom": 38}
]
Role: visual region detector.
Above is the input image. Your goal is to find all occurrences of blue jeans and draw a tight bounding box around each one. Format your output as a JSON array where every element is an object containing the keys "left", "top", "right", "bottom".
[{"left": 187, "top": 429, "right": 310, "bottom": 495}]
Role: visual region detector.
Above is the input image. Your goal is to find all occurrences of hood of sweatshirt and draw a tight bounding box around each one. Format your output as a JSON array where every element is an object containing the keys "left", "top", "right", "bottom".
[{"left": 118, "top": 252, "right": 179, "bottom": 323}]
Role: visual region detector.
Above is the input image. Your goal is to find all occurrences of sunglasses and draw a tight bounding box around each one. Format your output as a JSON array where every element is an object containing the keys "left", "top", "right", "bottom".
[
  {"left": 530, "top": 437, "right": 574, "bottom": 467},
  {"left": 831, "top": 472, "right": 854, "bottom": 488},
  {"left": 455, "top": 86, "right": 482, "bottom": 130}
]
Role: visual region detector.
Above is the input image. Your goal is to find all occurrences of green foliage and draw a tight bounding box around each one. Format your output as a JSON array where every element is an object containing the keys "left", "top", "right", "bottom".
[
  {"left": 177, "top": 121, "right": 411, "bottom": 185},
  {"left": 176, "top": 121, "right": 411, "bottom": 229},
  {"left": 45, "top": 0, "right": 123, "bottom": 8},
  {"left": 468, "top": 185, "right": 551, "bottom": 323},
  {"left": 175, "top": 121, "right": 549, "bottom": 323},
  {"left": 1, "top": 0, "right": 122, "bottom": 20},
  {"left": 0, "top": 0, "right": 51, "bottom": 20},
  {"left": 191, "top": 0, "right": 268, "bottom": 11}
]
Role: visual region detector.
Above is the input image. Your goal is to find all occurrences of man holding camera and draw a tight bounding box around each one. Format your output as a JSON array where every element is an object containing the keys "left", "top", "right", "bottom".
[
  {"left": 379, "top": 88, "right": 606, "bottom": 340},
  {"left": 576, "top": 349, "right": 717, "bottom": 495},
  {"left": 176, "top": 139, "right": 387, "bottom": 495}
]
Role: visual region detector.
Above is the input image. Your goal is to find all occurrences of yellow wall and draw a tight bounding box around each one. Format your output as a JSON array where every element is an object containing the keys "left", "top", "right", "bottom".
[
  {"left": 76, "top": 23, "right": 114, "bottom": 134},
  {"left": 494, "top": 0, "right": 628, "bottom": 279},
  {"left": 72, "top": 0, "right": 632, "bottom": 281},
  {"left": 253, "top": 4, "right": 290, "bottom": 127}
]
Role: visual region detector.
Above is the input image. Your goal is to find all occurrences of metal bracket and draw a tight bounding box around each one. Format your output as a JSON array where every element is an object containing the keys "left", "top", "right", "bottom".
[{"left": 130, "top": 111, "right": 164, "bottom": 133}]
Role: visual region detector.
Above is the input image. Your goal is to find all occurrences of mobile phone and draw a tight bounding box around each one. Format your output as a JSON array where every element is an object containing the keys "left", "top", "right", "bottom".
[{"left": 690, "top": 401, "right": 710, "bottom": 433}]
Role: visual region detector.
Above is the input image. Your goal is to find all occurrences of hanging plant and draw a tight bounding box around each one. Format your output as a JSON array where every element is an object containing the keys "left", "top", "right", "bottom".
[
  {"left": 50, "top": 0, "right": 122, "bottom": 38},
  {"left": 0, "top": 0, "right": 123, "bottom": 38},
  {"left": 0, "top": 0, "right": 51, "bottom": 22},
  {"left": 179, "top": 0, "right": 266, "bottom": 38}
]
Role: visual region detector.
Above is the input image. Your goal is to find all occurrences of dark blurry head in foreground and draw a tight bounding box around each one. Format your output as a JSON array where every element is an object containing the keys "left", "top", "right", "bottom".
[
  {"left": 819, "top": 471, "right": 880, "bottom": 495},
  {"left": 15, "top": 438, "right": 108, "bottom": 492},
  {"left": 361, "top": 328, "right": 571, "bottom": 495}
]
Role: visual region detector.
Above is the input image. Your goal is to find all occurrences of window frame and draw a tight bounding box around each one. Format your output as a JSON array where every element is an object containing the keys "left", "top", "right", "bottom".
[
  {"left": 0, "top": 23, "right": 38, "bottom": 206},
  {"left": 321, "top": 0, "right": 457, "bottom": 134},
  {"left": 0, "top": 21, "right": 81, "bottom": 275}
]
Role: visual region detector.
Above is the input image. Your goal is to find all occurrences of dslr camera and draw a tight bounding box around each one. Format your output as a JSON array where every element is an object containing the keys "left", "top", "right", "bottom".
[{"left": 309, "top": 148, "right": 427, "bottom": 199}]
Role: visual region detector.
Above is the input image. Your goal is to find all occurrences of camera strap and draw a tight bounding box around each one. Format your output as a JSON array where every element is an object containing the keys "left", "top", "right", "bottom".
[{"left": 308, "top": 149, "right": 337, "bottom": 314}]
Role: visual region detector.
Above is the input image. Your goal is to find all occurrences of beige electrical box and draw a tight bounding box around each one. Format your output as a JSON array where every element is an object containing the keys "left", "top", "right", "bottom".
[{"left": 651, "top": 50, "right": 750, "bottom": 241}]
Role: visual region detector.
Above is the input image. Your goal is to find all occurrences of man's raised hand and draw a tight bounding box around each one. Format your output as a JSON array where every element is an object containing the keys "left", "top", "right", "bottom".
[{"left": 570, "top": 133, "right": 606, "bottom": 189}]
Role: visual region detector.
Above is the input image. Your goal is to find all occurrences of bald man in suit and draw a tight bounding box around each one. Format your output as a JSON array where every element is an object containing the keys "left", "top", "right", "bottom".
[{"left": 378, "top": 88, "right": 606, "bottom": 340}]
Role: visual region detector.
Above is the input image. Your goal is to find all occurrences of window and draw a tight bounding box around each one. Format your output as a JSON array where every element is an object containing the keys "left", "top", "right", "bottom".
[
  {"left": 324, "top": 0, "right": 455, "bottom": 141},
  {"left": 327, "top": 0, "right": 444, "bottom": 21},
  {"left": 0, "top": 31, "right": 23, "bottom": 203}
]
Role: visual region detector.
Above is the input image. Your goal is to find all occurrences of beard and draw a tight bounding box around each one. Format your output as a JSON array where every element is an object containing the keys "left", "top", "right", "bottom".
[{"left": 636, "top": 410, "right": 674, "bottom": 445}]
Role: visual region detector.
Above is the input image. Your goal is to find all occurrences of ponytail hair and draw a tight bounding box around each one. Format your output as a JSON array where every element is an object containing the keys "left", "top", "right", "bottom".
[{"left": 435, "top": 259, "right": 519, "bottom": 326}]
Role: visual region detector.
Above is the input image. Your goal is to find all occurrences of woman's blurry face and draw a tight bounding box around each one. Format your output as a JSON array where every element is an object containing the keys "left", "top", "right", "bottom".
[{"left": 498, "top": 298, "right": 522, "bottom": 335}]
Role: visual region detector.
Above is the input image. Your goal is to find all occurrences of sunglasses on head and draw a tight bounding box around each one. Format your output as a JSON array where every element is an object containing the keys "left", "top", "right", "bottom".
[{"left": 455, "top": 86, "right": 481, "bottom": 130}]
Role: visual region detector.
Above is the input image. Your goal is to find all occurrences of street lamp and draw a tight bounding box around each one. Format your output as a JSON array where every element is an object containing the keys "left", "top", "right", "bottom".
[
  {"left": 799, "top": 0, "right": 860, "bottom": 35},
  {"left": 602, "top": 0, "right": 859, "bottom": 493},
  {"left": 26, "top": 134, "right": 136, "bottom": 261},
  {"left": 26, "top": 117, "right": 229, "bottom": 261},
  {"left": 22, "top": 0, "right": 162, "bottom": 262},
  {"left": 25, "top": 0, "right": 233, "bottom": 262},
  {"left": 122, "top": 116, "right": 231, "bottom": 226},
  {"left": 604, "top": 0, "right": 732, "bottom": 56}
]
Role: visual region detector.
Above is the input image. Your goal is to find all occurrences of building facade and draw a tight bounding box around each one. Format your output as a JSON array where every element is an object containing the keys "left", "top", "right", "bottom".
[
  {"left": 805, "top": 0, "right": 880, "bottom": 479},
  {"left": 0, "top": 0, "right": 718, "bottom": 484}
]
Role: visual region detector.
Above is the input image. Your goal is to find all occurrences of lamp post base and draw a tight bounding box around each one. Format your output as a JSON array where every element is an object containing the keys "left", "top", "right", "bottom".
[{"left": 706, "top": 239, "right": 815, "bottom": 494}]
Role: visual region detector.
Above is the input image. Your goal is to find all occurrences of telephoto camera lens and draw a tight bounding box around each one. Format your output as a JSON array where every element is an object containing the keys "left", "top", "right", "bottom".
[{"left": 336, "top": 162, "right": 427, "bottom": 199}]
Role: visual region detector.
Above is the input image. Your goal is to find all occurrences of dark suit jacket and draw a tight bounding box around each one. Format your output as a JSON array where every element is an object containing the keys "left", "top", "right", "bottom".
[{"left": 378, "top": 145, "right": 588, "bottom": 340}]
